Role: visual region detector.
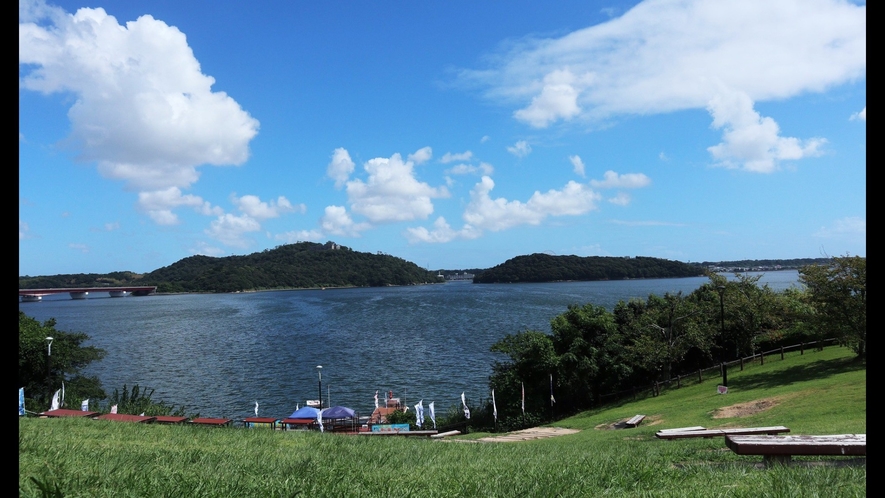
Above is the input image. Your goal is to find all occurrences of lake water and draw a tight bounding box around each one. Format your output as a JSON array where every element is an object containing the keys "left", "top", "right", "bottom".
[{"left": 19, "top": 271, "right": 801, "bottom": 420}]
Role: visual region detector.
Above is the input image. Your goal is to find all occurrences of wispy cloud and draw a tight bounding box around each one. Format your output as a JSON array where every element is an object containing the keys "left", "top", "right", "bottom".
[
  {"left": 507, "top": 140, "right": 532, "bottom": 157},
  {"left": 463, "top": 0, "right": 864, "bottom": 171}
]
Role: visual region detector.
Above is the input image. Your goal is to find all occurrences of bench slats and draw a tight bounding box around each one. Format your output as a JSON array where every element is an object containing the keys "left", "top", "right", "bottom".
[
  {"left": 656, "top": 426, "right": 790, "bottom": 439},
  {"left": 725, "top": 434, "right": 866, "bottom": 456}
]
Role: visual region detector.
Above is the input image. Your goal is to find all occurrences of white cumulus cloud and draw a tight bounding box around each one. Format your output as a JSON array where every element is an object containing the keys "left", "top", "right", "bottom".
[
  {"left": 407, "top": 146, "right": 433, "bottom": 164},
  {"left": 20, "top": 1, "right": 259, "bottom": 212},
  {"left": 464, "top": 0, "right": 864, "bottom": 169},
  {"left": 137, "top": 187, "right": 222, "bottom": 225},
  {"left": 706, "top": 90, "right": 825, "bottom": 172},
  {"left": 462, "top": 176, "right": 602, "bottom": 231},
  {"left": 569, "top": 155, "right": 586, "bottom": 177},
  {"left": 321, "top": 205, "right": 371, "bottom": 237},
  {"left": 327, "top": 148, "right": 355, "bottom": 189},
  {"left": 405, "top": 217, "right": 482, "bottom": 243},
  {"left": 345, "top": 153, "right": 449, "bottom": 223},
  {"left": 232, "top": 194, "right": 299, "bottom": 220},
  {"left": 205, "top": 213, "right": 262, "bottom": 248}
]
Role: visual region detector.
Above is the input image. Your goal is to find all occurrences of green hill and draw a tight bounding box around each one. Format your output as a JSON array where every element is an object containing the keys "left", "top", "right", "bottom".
[
  {"left": 473, "top": 254, "right": 705, "bottom": 283},
  {"left": 19, "top": 345, "right": 864, "bottom": 496},
  {"left": 19, "top": 242, "right": 443, "bottom": 293}
]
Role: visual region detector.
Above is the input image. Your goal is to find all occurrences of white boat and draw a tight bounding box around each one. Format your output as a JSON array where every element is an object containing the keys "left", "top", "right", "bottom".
[{"left": 21, "top": 295, "right": 42, "bottom": 302}]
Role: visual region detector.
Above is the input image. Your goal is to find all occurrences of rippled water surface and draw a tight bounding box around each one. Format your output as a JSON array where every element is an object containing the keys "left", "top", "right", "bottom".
[{"left": 20, "top": 271, "right": 800, "bottom": 420}]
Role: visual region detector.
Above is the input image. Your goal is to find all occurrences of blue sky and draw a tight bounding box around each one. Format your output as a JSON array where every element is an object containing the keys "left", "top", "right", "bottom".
[{"left": 19, "top": 0, "right": 865, "bottom": 276}]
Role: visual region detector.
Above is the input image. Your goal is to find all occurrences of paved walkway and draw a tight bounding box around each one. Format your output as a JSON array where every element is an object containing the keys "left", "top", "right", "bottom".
[{"left": 476, "top": 426, "right": 580, "bottom": 442}]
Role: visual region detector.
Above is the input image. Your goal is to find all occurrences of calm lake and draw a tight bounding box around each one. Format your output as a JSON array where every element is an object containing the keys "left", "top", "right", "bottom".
[{"left": 20, "top": 271, "right": 801, "bottom": 420}]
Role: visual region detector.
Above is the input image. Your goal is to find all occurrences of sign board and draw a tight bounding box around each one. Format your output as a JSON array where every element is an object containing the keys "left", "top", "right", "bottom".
[
  {"left": 717, "top": 385, "right": 728, "bottom": 394},
  {"left": 371, "top": 424, "right": 410, "bottom": 433},
  {"left": 306, "top": 400, "right": 321, "bottom": 407}
]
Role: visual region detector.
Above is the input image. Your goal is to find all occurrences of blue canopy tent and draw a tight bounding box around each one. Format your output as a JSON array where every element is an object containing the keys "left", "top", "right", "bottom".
[
  {"left": 282, "top": 406, "right": 321, "bottom": 430},
  {"left": 322, "top": 406, "right": 358, "bottom": 432},
  {"left": 288, "top": 406, "right": 321, "bottom": 419}
]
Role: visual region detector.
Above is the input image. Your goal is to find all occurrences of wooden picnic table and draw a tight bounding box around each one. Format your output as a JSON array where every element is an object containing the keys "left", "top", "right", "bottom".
[
  {"left": 243, "top": 417, "right": 281, "bottom": 429},
  {"left": 41, "top": 409, "right": 100, "bottom": 418},
  {"left": 95, "top": 413, "right": 156, "bottom": 423},
  {"left": 725, "top": 434, "right": 865, "bottom": 465},
  {"left": 153, "top": 416, "right": 189, "bottom": 424},
  {"left": 656, "top": 426, "right": 790, "bottom": 439},
  {"left": 190, "top": 417, "right": 233, "bottom": 427}
]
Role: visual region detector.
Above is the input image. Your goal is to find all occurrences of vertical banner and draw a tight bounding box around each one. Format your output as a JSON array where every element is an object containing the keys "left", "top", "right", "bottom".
[
  {"left": 550, "top": 373, "right": 555, "bottom": 407},
  {"left": 428, "top": 401, "right": 436, "bottom": 429},
  {"left": 254, "top": 401, "right": 259, "bottom": 416},
  {"left": 19, "top": 388, "right": 25, "bottom": 416},
  {"left": 491, "top": 389, "right": 497, "bottom": 422},
  {"left": 374, "top": 390, "right": 379, "bottom": 409},
  {"left": 50, "top": 390, "right": 60, "bottom": 411},
  {"left": 81, "top": 399, "right": 89, "bottom": 411},
  {"left": 521, "top": 382, "right": 525, "bottom": 415},
  {"left": 110, "top": 404, "right": 118, "bottom": 414},
  {"left": 415, "top": 400, "right": 424, "bottom": 429},
  {"left": 461, "top": 392, "right": 471, "bottom": 420}
]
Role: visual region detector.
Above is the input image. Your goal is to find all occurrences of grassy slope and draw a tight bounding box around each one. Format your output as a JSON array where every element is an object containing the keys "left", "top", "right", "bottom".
[{"left": 19, "top": 346, "right": 865, "bottom": 497}]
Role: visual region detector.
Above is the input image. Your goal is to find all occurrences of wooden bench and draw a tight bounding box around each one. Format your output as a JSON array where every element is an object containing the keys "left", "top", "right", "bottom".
[
  {"left": 656, "top": 426, "right": 705, "bottom": 436},
  {"left": 725, "top": 434, "right": 866, "bottom": 466},
  {"left": 656, "top": 426, "right": 790, "bottom": 439},
  {"left": 430, "top": 430, "right": 461, "bottom": 439},
  {"left": 624, "top": 415, "right": 646, "bottom": 428}
]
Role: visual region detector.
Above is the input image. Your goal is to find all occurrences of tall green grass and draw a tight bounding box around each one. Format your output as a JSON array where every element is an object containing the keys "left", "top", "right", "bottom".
[{"left": 19, "top": 346, "right": 865, "bottom": 497}]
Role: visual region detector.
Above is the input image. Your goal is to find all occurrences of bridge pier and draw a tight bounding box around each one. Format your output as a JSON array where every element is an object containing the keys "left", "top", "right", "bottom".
[{"left": 69, "top": 292, "right": 89, "bottom": 300}]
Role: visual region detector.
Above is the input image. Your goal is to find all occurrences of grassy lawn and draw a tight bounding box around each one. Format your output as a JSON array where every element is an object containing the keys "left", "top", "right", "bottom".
[{"left": 19, "top": 346, "right": 865, "bottom": 497}]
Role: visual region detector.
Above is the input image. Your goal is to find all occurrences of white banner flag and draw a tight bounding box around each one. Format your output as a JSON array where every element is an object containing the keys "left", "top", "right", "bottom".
[
  {"left": 492, "top": 389, "right": 497, "bottom": 422},
  {"left": 521, "top": 382, "right": 525, "bottom": 415},
  {"left": 374, "top": 390, "right": 379, "bottom": 409},
  {"left": 110, "top": 404, "right": 118, "bottom": 414},
  {"left": 255, "top": 401, "right": 259, "bottom": 416},
  {"left": 19, "top": 388, "right": 25, "bottom": 416},
  {"left": 317, "top": 408, "right": 324, "bottom": 432},
  {"left": 461, "top": 392, "right": 470, "bottom": 420},
  {"left": 50, "top": 390, "right": 60, "bottom": 411},
  {"left": 61, "top": 382, "right": 65, "bottom": 408},
  {"left": 429, "top": 401, "right": 436, "bottom": 429},
  {"left": 414, "top": 400, "right": 424, "bottom": 429},
  {"left": 81, "top": 399, "right": 89, "bottom": 411}
]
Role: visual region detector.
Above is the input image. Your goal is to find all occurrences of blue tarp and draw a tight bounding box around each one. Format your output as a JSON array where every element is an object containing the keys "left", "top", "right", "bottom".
[
  {"left": 322, "top": 406, "right": 355, "bottom": 419},
  {"left": 288, "top": 406, "right": 320, "bottom": 419}
]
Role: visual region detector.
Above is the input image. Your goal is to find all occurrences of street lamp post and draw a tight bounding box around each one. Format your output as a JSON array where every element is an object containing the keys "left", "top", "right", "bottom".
[
  {"left": 317, "top": 365, "right": 323, "bottom": 409},
  {"left": 46, "top": 336, "right": 53, "bottom": 401},
  {"left": 716, "top": 285, "right": 727, "bottom": 387}
]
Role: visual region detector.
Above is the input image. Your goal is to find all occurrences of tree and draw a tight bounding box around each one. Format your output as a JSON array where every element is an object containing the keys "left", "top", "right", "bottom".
[
  {"left": 19, "top": 311, "right": 107, "bottom": 410},
  {"left": 549, "top": 304, "right": 632, "bottom": 410},
  {"left": 488, "top": 330, "right": 558, "bottom": 418},
  {"left": 623, "top": 292, "right": 713, "bottom": 381},
  {"left": 800, "top": 256, "right": 866, "bottom": 359}
]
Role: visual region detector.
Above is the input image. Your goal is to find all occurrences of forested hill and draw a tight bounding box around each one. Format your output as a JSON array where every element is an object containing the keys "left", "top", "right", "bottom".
[
  {"left": 472, "top": 254, "right": 705, "bottom": 283},
  {"left": 19, "top": 242, "right": 443, "bottom": 293}
]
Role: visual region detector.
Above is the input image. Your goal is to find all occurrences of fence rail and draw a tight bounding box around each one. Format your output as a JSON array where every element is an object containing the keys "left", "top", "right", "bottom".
[{"left": 598, "top": 337, "right": 840, "bottom": 405}]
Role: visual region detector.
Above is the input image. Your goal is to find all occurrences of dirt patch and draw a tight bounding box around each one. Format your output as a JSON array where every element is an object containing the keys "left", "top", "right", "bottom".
[
  {"left": 475, "top": 426, "right": 580, "bottom": 442},
  {"left": 712, "top": 397, "right": 781, "bottom": 418}
]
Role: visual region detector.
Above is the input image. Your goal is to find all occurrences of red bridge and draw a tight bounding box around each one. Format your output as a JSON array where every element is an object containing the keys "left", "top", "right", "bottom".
[{"left": 19, "top": 286, "right": 157, "bottom": 302}]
